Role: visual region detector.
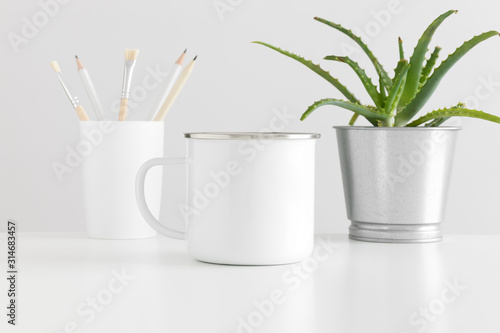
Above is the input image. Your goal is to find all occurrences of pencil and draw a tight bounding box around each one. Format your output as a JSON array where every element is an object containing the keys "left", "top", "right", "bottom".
[
  {"left": 147, "top": 49, "right": 186, "bottom": 121},
  {"left": 75, "top": 55, "right": 106, "bottom": 120},
  {"left": 154, "top": 56, "right": 197, "bottom": 121}
]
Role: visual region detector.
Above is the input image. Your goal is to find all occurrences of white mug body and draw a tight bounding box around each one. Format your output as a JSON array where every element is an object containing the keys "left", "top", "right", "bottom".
[{"left": 185, "top": 135, "right": 317, "bottom": 265}]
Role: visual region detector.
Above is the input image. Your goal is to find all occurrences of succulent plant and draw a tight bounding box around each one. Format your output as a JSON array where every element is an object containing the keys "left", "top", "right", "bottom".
[{"left": 254, "top": 10, "right": 500, "bottom": 127}]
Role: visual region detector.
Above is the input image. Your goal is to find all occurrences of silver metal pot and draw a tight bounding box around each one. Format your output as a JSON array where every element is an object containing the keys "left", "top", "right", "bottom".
[{"left": 334, "top": 126, "right": 461, "bottom": 243}]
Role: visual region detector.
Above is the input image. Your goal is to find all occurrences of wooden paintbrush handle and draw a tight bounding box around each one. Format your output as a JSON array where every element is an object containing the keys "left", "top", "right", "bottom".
[
  {"left": 75, "top": 105, "right": 90, "bottom": 121},
  {"left": 119, "top": 98, "right": 128, "bottom": 121}
]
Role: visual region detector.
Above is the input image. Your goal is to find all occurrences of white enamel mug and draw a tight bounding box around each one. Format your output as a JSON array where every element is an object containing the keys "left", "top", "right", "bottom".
[{"left": 136, "top": 132, "right": 320, "bottom": 265}]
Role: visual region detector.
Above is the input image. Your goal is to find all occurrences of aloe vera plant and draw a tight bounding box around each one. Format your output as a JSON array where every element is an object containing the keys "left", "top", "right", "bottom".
[{"left": 254, "top": 10, "right": 500, "bottom": 127}]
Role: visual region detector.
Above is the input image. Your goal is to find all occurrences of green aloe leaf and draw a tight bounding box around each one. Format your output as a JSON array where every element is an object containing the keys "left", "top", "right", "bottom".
[
  {"left": 398, "top": 10, "right": 457, "bottom": 110},
  {"left": 419, "top": 46, "right": 441, "bottom": 87},
  {"left": 393, "top": 58, "right": 407, "bottom": 80},
  {"left": 314, "top": 17, "right": 392, "bottom": 90},
  {"left": 385, "top": 61, "right": 410, "bottom": 115},
  {"left": 349, "top": 113, "right": 360, "bottom": 125},
  {"left": 405, "top": 107, "right": 500, "bottom": 127},
  {"left": 395, "top": 30, "right": 499, "bottom": 126},
  {"left": 300, "top": 98, "right": 389, "bottom": 123},
  {"left": 425, "top": 102, "right": 464, "bottom": 126},
  {"left": 252, "top": 41, "right": 360, "bottom": 103},
  {"left": 398, "top": 37, "right": 404, "bottom": 60},
  {"left": 379, "top": 77, "right": 387, "bottom": 105},
  {"left": 424, "top": 117, "right": 450, "bottom": 127},
  {"left": 324, "top": 55, "right": 382, "bottom": 110},
  {"left": 425, "top": 102, "right": 463, "bottom": 126}
]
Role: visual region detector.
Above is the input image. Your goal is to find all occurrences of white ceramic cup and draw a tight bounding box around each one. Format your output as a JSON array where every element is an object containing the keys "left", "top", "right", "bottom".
[
  {"left": 136, "top": 132, "right": 320, "bottom": 265},
  {"left": 81, "top": 121, "right": 163, "bottom": 239}
]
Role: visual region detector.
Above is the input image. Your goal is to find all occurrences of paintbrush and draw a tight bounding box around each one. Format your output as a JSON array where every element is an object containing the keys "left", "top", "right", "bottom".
[
  {"left": 118, "top": 49, "right": 140, "bottom": 121},
  {"left": 50, "top": 61, "right": 90, "bottom": 121}
]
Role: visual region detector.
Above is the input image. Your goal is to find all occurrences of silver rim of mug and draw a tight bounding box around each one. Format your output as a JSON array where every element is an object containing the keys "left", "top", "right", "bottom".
[{"left": 184, "top": 132, "right": 321, "bottom": 140}]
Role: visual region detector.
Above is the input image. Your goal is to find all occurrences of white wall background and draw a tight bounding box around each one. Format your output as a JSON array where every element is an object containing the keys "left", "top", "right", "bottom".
[{"left": 1, "top": 0, "right": 500, "bottom": 234}]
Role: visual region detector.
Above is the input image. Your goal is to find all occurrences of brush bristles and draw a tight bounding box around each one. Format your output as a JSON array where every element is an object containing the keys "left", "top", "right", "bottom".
[
  {"left": 124, "top": 49, "right": 140, "bottom": 61},
  {"left": 50, "top": 61, "right": 61, "bottom": 72}
]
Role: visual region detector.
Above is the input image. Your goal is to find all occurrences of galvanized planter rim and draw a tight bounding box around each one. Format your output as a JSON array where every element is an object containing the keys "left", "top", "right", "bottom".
[{"left": 333, "top": 126, "right": 461, "bottom": 131}]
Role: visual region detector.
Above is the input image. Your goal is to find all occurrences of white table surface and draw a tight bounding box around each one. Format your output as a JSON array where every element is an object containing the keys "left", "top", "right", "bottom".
[{"left": 1, "top": 233, "right": 499, "bottom": 333}]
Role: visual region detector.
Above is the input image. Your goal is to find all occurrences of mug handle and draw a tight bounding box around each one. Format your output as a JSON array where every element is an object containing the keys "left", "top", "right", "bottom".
[{"left": 136, "top": 157, "right": 187, "bottom": 240}]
